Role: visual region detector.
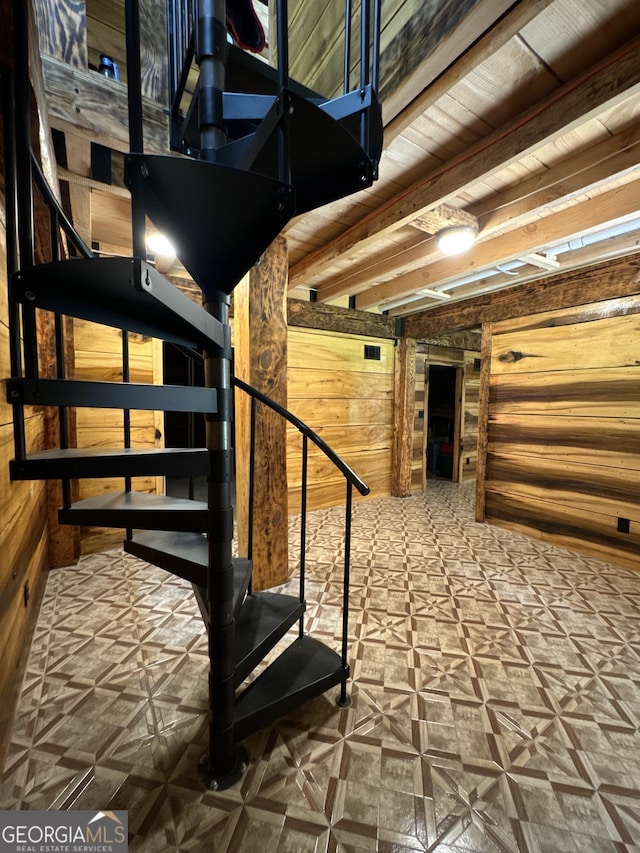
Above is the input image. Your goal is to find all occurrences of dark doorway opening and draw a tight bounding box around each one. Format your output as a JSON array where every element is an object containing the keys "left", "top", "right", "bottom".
[{"left": 426, "top": 364, "right": 457, "bottom": 479}]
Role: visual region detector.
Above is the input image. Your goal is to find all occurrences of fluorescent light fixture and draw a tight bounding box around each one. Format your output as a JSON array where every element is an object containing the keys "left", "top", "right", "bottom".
[
  {"left": 146, "top": 233, "right": 176, "bottom": 256},
  {"left": 436, "top": 224, "right": 477, "bottom": 255}
]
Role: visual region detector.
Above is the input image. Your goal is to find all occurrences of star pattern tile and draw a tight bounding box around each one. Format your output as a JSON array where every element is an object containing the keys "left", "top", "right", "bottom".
[{"left": 2, "top": 479, "right": 640, "bottom": 851}]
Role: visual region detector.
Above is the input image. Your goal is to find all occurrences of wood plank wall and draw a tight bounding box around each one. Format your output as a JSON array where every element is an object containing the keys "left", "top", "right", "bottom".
[
  {"left": 483, "top": 295, "right": 640, "bottom": 570},
  {"left": 73, "top": 321, "right": 163, "bottom": 553},
  {"left": 0, "top": 213, "right": 49, "bottom": 770},
  {"left": 413, "top": 343, "right": 480, "bottom": 490},
  {"left": 287, "top": 327, "right": 394, "bottom": 512}
]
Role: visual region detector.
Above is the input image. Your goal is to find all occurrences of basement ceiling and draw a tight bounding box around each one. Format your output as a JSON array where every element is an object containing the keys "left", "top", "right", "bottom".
[
  {"left": 47, "top": 0, "right": 640, "bottom": 324},
  {"left": 283, "top": 0, "right": 640, "bottom": 318}
]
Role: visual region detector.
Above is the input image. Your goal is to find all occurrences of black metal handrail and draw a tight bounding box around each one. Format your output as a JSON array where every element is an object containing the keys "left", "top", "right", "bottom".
[
  {"left": 233, "top": 375, "right": 370, "bottom": 497},
  {"left": 232, "top": 374, "right": 368, "bottom": 706}
]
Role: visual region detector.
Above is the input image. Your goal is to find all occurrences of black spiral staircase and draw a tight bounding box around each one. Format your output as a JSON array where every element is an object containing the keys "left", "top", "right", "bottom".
[{"left": 4, "top": 0, "right": 382, "bottom": 788}]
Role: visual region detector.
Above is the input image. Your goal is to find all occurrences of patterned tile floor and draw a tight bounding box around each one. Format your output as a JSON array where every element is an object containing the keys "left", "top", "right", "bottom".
[{"left": 2, "top": 480, "right": 640, "bottom": 852}]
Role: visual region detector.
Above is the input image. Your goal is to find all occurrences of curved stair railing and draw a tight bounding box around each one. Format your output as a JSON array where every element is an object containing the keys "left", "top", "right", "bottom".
[
  {"left": 5, "top": 0, "right": 382, "bottom": 790},
  {"left": 234, "top": 374, "right": 370, "bottom": 708}
]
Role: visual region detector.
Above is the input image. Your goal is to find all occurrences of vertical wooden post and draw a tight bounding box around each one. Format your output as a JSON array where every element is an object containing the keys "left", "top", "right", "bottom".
[
  {"left": 234, "top": 236, "right": 289, "bottom": 590},
  {"left": 475, "top": 322, "right": 493, "bottom": 522},
  {"left": 392, "top": 336, "right": 416, "bottom": 497}
]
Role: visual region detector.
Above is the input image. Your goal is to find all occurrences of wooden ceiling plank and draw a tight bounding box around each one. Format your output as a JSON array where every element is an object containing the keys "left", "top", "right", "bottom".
[
  {"left": 473, "top": 119, "right": 640, "bottom": 232},
  {"left": 314, "top": 122, "right": 640, "bottom": 302},
  {"left": 382, "top": 0, "right": 530, "bottom": 129},
  {"left": 291, "top": 33, "right": 640, "bottom": 288},
  {"left": 357, "top": 177, "right": 640, "bottom": 308}
]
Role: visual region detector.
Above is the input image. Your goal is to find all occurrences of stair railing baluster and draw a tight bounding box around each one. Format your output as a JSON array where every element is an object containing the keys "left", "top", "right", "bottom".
[
  {"left": 49, "top": 208, "right": 72, "bottom": 509},
  {"left": 343, "top": 0, "right": 352, "bottom": 95},
  {"left": 187, "top": 352, "right": 196, "bottom": 501},
  {"left": 124, "top": 0, "right": 147, "bottom": 537},
  {"left": 338, "top": 481, "right": 353, "bottom": 707},
  {"left": 2, "top": 67, "right": 26, "bottom": 463},
  {"left": 122, "top": 329, "right": 133, "bottom": 540},
  {"left": 359, "top": 0, "right": 371, "bottom": 155},
  {"left": 275, "top": 0, "right": 291, "bottom": 187},
  {"left": 299, "top": 433, "right": 308, "bottom": 637},
  {"left": 14, "top": 0, "right": 38, "bottom": 380},
  {"left": 247, "top": 394, "right": 257, "bottom": 574},
  {"left": 372, "top": 0, "right": 381, "bottom": 94}
]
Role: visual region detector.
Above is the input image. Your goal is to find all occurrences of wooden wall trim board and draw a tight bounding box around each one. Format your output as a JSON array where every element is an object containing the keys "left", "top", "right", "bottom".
[
  {"left": 475, "top": 323, "right": 492, "bottom": 522},
  {"left": 41, "top": 54, "right": 169, "bottom": 154},
  {"left": 287, "top": 298, "right": 399, "bottom": 340},
  {"left": 392, "top": 337, "right": 416, "bottom": 497},
  {"left": 406, "top": 254, "right": 640, "bottom": 336}
]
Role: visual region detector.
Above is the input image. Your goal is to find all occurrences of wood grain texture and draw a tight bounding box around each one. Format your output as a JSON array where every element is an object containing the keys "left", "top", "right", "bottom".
[
  {"left": 392, "top": 337, "right": 416, "bottom": 497},
  {"left": 287, "top": 328, "right": 395, "bottom": 510},
  {"left": 234, "top": 239, "right": 289, "bottom": 590},
  {"left": 406, "top": 255, "right": 640, "bottom": 337},
  {"left": 72, "top": 320, "right": 161, "bottom": 553},
  {"left": 484, "top": 293, "right": 640, "bottom": 568},
  {"left": 287, "top": 298, "right": 397, "bottom": 340},
  {"left": 41, "top": 55, "right": 169, "bottom": 154},
  {"left": 33, "top": 0, "right": 87, "bottom": 67}
]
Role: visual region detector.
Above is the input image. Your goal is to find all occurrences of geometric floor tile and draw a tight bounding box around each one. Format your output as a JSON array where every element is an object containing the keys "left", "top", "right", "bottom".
[{"left": 2, "top": 480, "right": 640, "bottom": 852}]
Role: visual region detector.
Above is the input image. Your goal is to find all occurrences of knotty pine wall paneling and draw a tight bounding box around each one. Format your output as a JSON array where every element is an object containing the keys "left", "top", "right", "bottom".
[
  {"left": 484, "top": 295, "right": 640, "bottom": 569},
  {"left": 287, "top": 327, "right": 394, "bottom": 512}
]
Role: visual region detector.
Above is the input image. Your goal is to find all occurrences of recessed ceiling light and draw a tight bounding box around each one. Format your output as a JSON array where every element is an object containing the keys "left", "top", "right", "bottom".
[
  {"left": 436, "top": 225, "right": 477, "bottom": 255},
  {"left": 146, "top": 233, "right": 176, "bottom": 256}
]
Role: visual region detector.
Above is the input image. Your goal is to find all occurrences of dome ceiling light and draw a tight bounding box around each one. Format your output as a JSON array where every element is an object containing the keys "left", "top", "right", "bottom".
[{"left": 436, "top": 224, "right": 478, "bottom": 255}]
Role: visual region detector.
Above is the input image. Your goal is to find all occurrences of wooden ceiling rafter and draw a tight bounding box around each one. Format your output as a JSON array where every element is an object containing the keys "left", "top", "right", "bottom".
[
  {"left": 357, "top": 176, "right": 640, "bottom": 309},
  {"left": 290, "top": 31, "right": 640, "bottom": 292},
  {"left": 311, "top": 116, "right": 640, "bottom": 303}
]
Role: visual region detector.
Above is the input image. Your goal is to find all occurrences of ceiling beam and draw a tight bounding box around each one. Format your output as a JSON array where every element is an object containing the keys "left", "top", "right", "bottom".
[
  {"left": 357, "top": 177, "right": 640, "bottom": 308},
  {"left": 381, "top": 0, "right": 518, "bottom": 127},
  {"left": 315, "top": 127, "right": 640, "bottom": 302},
  {"left": 404, "top": 255, "right": 640, "bottom": 336},
  {"left": 383, "top": 0, "right": 555, "bottom": 139},
  {"left": 392, "top": 229, "right": 640, "bottom": 316},
  {"left": 290, "top": 33, "right": 640, "bottom": 288}
]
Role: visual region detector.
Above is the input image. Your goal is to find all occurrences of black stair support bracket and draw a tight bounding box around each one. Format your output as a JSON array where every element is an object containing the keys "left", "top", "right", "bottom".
[
  {"left": 242, "top": 90, "right": 382, "bottom": 216},
  {"left": 10, "top": 257, "right": 225, "bottom": 349},
  {"left": 125, "top": 153, "right": 292, "bottom": 297},
  {"left": 7, "top": 378, "right": 217, "bottom": 414}
]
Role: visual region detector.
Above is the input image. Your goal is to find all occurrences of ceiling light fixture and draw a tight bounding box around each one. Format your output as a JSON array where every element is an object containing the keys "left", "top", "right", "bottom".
[
  {"left": 146, "top": 233, "right": 176, "bottom": 256},
  {"left": 436, "top": 224, "right": 477, "bottom": 256}
]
